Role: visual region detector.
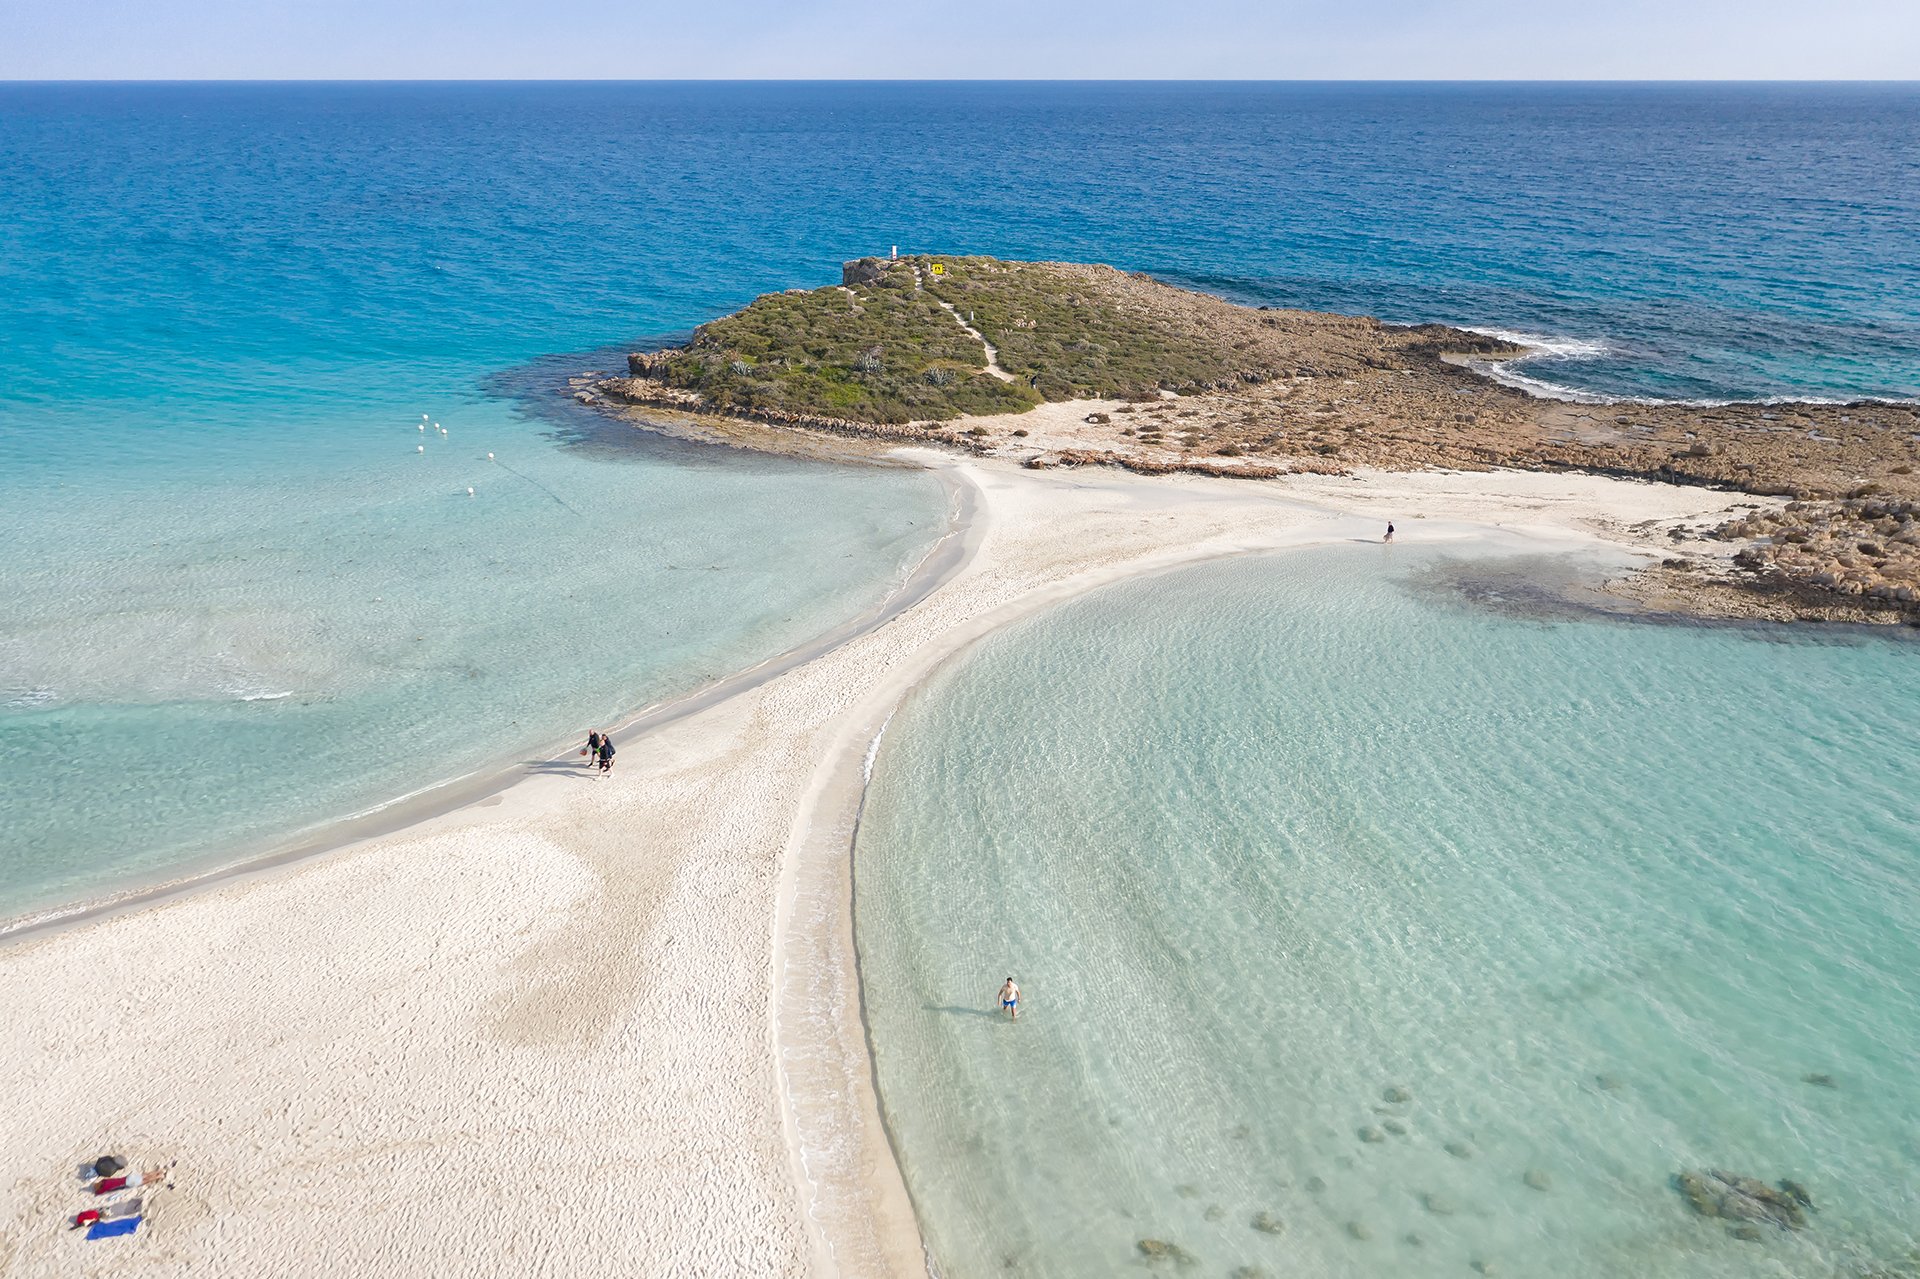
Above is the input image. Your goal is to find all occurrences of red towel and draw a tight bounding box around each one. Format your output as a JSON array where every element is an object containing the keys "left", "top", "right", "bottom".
[
  {"left": 73, "top": 1208, "right": 103, "bottom": 1228},
  {"left": 93, "top": 1175, "right": 128, "bottom": 1194}
]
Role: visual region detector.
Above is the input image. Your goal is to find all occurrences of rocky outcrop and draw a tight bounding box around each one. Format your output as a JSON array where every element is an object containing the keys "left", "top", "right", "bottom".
[
  {"left": 841, "top": 257, "right": 892, "bottom": 288},
  {"left": 1674, "top": 1170, "right": 1812, "bottom": 1230},
  {"left": 1710, "top": 497, "right": 1920, "bottom": 618}
]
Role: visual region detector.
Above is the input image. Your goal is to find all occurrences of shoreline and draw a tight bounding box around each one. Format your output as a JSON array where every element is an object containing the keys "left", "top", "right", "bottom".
[
  {"left": 0, "top": 454, "right": 1808, "bottom": 1277},
  {"left": 0, "top": 464, "right": 979, "bottom": 946}
]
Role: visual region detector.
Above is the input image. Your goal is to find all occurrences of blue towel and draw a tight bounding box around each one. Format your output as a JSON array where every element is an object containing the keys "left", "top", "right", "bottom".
[{"left": 86, "top": 1215, "right": 140, "bottom": 1240}]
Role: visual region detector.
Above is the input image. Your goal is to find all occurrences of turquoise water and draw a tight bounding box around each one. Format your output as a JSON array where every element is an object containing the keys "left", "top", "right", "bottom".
[
  {"left": 6, "top": 82, "right": 1918, "bottom": 914},
  {"left": 855, "top": 547, "right": 1920, "bottom": 1278}
]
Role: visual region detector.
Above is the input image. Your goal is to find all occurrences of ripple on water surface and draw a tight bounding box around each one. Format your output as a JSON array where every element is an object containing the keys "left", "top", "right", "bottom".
[{"left": 853, "top": 544, "right": 1920, "bottom": 1279}]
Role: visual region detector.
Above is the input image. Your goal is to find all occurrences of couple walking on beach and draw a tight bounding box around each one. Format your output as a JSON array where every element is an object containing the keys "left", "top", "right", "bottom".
[{"left": 583, "top": 730, "right": 615, "bottom": 774}]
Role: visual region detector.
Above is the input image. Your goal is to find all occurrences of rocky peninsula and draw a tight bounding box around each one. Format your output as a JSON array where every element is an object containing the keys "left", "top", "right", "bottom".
[{"left": 587, "top": 255, "right": 1920, "bottom": 624}]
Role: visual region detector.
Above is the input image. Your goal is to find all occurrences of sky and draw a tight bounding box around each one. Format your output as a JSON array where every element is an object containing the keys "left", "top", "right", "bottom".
[{"left": 5, "top": 0, "right": 1919, "bottom": 80}]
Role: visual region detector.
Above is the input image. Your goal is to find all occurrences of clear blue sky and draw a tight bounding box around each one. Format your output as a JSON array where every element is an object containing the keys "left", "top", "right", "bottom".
[{"left": 7, "top": 0, "right": 1918, "bottom": 79}]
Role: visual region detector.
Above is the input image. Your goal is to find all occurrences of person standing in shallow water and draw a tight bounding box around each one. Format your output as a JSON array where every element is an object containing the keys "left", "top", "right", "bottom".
[
  {"left": 1384, "top": 521, "right": 1395, "bottom": 543},
  {"left": 999, "top": 976, "right": 1020, "bottom": 1021}
]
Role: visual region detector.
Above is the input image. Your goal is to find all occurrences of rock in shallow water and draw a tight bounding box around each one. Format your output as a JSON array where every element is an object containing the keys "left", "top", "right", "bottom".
[
  {"left": 1359, "top": 1126, "right": 1387, "bottom": 1144},
  {"left": 1383, "top": 1119, "right": 1408, "bottom": 1137},
  {"left": 1803, "top": 1072, "right": 1838, "bottom": 1089},
  {"left": 1204, "top": 1204, "right": 1224, "bottom": 1223},
  {"left": 1305, "top": 1176, "right": 1327, "bottom": 1194},
  {"left": 1423, "top": 1192, "right": 1457, "bottom": 1216},
  {"left": 1524, "top": 1169, "right": 1553, "bottom": 1192},
  {"left": 1673, "top": 1170, "right": 1810, "bottom": 1230},
  {"left": 1251, "top": 1211, "right": 1284, "bottom": 1234},
  {"left": 1347, "top": 1221, "right": 1373, "bottom": 1241},
  {"left": 1383, "top": 1085, "right": 1413, "bottom": 1104},
  {"left": 1135, "top": 1238, "right": 1196, "bottom": 1266},
  {"left": 1445, "top": 1141, "right": 1473, "bottom": 1159}
]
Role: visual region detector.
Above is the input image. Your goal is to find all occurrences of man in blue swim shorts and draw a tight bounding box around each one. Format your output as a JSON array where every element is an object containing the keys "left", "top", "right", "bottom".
[{"left": 999, "top": 976, "right": 1020, "bottom": 1021}]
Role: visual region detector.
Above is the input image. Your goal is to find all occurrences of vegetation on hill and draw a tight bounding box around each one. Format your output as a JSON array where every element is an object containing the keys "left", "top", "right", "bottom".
[
  {"left": 624, "top": 255, "right": 1512, "bottom": 425},
  {"left": 638, "top": 259, "right": 1039, "bottom": 424}
]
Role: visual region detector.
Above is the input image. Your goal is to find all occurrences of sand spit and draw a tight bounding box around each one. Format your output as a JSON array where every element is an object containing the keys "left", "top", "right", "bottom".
[
  {"left": 586, "top": 256, "right": 1920, "bottom": 623},
  {"left": 0, "top": 457, "right": 1762, "bottom": 1278}
]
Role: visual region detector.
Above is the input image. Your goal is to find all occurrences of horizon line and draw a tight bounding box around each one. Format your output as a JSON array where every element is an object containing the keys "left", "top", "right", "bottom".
[{"left": 4, "top": 76, "right": 1919, "bottom": 86}]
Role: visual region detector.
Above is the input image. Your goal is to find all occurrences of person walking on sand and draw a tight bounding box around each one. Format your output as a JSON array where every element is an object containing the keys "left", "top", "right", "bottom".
[
  {"left": 598, "top": 733, "right": 615, "bottom": 774},
  {"left": 1384, "top": 521, "right": 1395, "bottom": 544},
  {"left": 999, "top": 976, "right": 1020, "bottom": 1021},
  {"left": 585, "top": 730, "right": 601, "bottom": 765}
]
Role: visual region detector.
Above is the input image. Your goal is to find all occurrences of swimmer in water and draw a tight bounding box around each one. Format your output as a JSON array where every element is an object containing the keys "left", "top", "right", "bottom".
[{"left": 999, "top": 976, "right": 1020, "bottom": 1021}]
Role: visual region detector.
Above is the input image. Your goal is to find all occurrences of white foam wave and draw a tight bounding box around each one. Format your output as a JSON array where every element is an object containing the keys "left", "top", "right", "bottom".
[
  {"left": 1463, "top": 327, "right": 1612, "bottom": 360},
  {"left": 237, "top": 690, "right": 295, "bottom": 702},
  {"left": 862, "top": 709, "right": 896, "bottom": 786},
  {"left": 1458, "top": 326, "right": 1918, "bottom": 409}
]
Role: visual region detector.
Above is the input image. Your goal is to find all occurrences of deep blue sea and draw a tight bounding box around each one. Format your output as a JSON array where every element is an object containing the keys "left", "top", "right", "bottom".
[{"left": 2, "top": 81, "right": 1916, "bottom": 918}]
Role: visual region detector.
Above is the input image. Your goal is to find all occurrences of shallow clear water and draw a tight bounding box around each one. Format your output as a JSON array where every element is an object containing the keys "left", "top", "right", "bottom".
[
  {"left": 6, "top": 81, "right": 1917, "bottom": 914},
  {"left": 855, "top": 547, "right": 1920, "bottom": 1278}
]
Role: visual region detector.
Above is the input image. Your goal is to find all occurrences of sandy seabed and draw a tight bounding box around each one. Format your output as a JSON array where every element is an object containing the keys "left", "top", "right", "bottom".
[{"left": 0, "top": 455, "right": 1759, "bottom": 1278}]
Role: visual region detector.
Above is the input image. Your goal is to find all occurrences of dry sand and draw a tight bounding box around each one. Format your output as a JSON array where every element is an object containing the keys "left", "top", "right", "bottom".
[{"left": 0, "top": 457, "right": 1760, "bottom": 1278}]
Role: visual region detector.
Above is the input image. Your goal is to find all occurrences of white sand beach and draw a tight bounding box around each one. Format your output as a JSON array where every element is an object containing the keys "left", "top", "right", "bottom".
[{"left": 0, "top": 456, "right": 1762, "bottom": 1278}]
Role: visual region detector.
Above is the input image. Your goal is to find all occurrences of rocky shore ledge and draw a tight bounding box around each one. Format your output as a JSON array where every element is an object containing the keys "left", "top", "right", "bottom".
[{"left": 584, "top": 256, "right": 1920, "bottom": 625}]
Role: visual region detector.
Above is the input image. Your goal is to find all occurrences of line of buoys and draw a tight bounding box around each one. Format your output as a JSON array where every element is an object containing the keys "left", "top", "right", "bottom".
[
  {"left": 467, "top": 487, "right": 475, "bottom": 496},
  {"left": 417, "top": 444, "right": 424, "bottom": 453}
]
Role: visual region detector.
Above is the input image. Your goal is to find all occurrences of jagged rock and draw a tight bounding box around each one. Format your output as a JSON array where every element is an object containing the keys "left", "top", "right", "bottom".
[
  {"left": 1524, "top": 1169, "right": 1552, "bottom": 1192},
  {"left": 1251, "top": 1211, "right": 1284, "bottom": 1234},
  {"left": 1445, "top": 1141, "right": 1473, "bottom": 1159},
  {"left": 1382, "top": 1085, "right": 1412, "bottom": 1104},
  {"left": 1673, "top": 1170, "right": 1809, "bottom": 1230},
  {"left": 841, "top": 258, "right": 891, "bottom": 287}
]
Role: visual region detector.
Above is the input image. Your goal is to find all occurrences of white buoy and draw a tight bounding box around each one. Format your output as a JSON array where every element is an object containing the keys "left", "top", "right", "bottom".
[
  {"left": 467, "top": 487, "right": 474, "bottom": 496},
  {"left": 487, "top": 452, "right": 494, "bottom": 460},
  {"left": 418, "top": 423, "right": 425, "bottom": 431},
  {"left": 417, "top": 444, "right": 425, "bottom": 453}
]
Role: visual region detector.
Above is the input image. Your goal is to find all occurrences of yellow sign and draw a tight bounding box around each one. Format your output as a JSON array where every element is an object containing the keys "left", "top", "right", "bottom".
[{"left": 930, "top": 262, "right": 946, "bottom": 276}]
